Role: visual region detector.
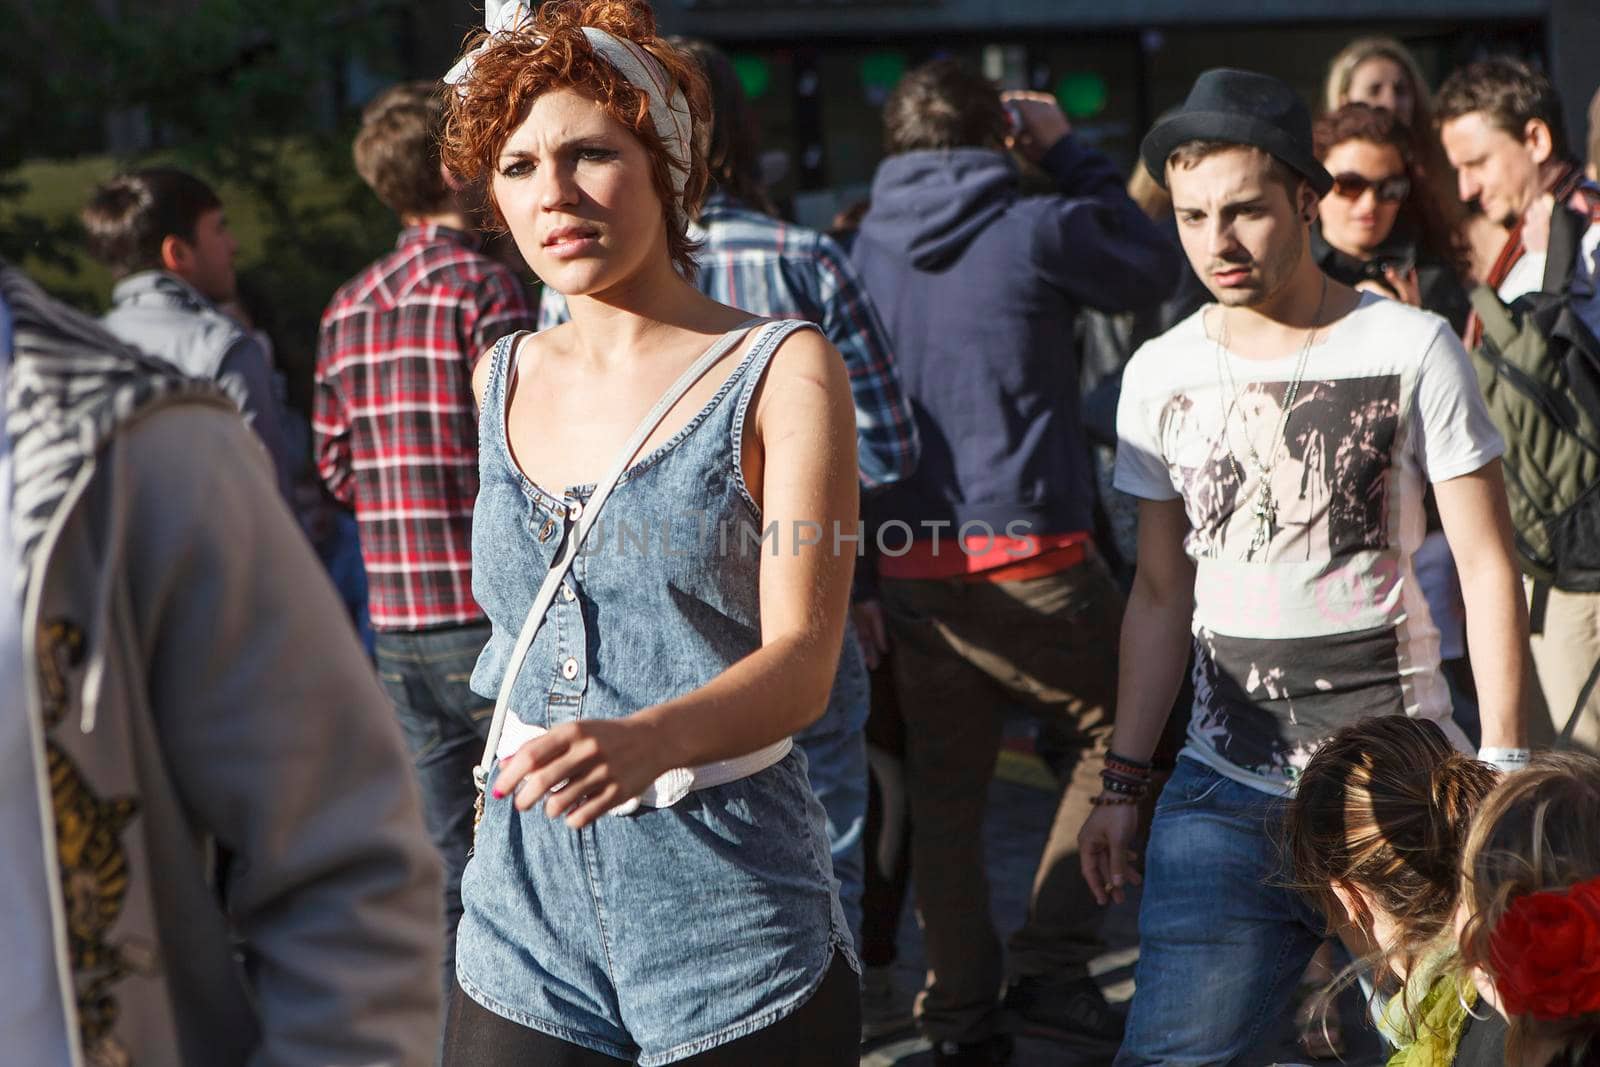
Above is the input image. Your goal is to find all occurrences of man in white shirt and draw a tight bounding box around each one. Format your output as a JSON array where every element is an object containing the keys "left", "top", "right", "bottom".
[{"left": 1076, "top": 69, "right": 1530, "bottom": 1066}]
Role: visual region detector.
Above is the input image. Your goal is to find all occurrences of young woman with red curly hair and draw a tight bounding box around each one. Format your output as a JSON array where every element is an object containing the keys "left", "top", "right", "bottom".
[{"left": 436, "top": 1, "right": 861, "bottom": 1063}]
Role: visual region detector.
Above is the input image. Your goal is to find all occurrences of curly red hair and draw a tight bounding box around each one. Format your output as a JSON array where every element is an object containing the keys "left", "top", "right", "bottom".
[{"left": 441, "top": 0, "right": 710, "bottom": 277}]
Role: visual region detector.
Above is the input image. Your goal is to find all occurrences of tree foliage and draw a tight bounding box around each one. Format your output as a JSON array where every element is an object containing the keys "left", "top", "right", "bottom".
[{"left": 1, "top": 0, "right": 411, "bottom": 405}]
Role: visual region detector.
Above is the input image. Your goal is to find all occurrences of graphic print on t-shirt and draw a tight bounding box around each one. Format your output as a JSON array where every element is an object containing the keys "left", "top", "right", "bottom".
[
  {"left": 1191, "top": 624, "right": 1406, "bottom": 779},
  {"left": 1160, "top": 375, "right": 1405, "bottom": 779},
  {"left": 1158, "top": 375, "right": 1401, "bottom": 564},
  {"left": 1115, "top": 296, "right": 1506, "bottom": 790}
]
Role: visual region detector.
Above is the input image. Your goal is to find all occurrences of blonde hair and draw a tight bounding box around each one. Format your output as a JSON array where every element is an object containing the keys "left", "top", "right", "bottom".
[
  {"left": 1126, "top": 163, "right": 1170, "bottom": 221},
  {"left": 1459, "top": 752, "right": 1600, "bottom": 1063},
  {"left": 1324, "top": 37, "right": 1433, "bottom": 125}
]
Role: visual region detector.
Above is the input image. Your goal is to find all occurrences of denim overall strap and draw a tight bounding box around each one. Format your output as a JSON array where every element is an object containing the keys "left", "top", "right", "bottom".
[{"left": 473, "top": 320, "right": 765, "bottom": 805}]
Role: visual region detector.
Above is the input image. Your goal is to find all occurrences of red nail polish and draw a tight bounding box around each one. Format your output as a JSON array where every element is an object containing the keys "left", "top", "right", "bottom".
[{"left": 492, "top": 787, "right": 504, "bottom": 799}]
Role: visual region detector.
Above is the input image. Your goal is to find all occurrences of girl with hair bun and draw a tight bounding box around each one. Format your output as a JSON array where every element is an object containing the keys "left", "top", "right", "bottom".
[
  {"left": 1286, "top": 715, "right": 1500, "bottom": 1065},
  {"left": 438, "top": 1, "right": 860, "bottom": 1062},
  {"left": 1455, "top": 752, "right": 1600, "bottom": 1067}
]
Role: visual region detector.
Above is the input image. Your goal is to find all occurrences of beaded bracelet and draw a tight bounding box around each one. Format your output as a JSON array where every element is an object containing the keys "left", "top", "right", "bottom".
[
  {"left": 1100, "top": 769, "right": 1150, "bottom": 792},
  {"left": 1090, "top": 793, "right": 1139, "bottom": 807},
  {"left": 1106, "top": 750, "right": 1153, "bottom": 771},
  {"left": 1100, "top": 769, "right": 1147, "bottom": 788}
]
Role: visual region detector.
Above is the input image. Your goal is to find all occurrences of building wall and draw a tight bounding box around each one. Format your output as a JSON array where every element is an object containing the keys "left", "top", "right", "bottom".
[{"left": 648, "top": 0, "right": 1600, "bottom": 221}]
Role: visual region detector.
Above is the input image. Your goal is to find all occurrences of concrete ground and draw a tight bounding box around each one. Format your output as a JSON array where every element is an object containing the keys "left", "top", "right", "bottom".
[{"left": 858, "top": 722, "right": 1387, "bottom": 1067}]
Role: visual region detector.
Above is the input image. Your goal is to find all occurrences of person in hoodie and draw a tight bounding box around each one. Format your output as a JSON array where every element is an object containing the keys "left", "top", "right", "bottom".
[
  {"left": 0, "top": 258, "right": 443, "bottom": 1065},
  {"left": 849, "top": 58, "right": 1181, "bottom": 1064},
  {"left": 81, "top": 167, "right": 293, "bottom": 499}
]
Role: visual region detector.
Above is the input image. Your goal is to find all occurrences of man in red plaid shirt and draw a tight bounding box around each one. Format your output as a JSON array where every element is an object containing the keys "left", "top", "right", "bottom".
[{"left": 314, "top": 81, "right": 535, "bottom": 989}]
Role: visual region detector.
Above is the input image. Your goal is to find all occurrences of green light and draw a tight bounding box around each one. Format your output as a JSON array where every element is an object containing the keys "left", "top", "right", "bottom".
[
  {"left": 732, "top": 54, "right": 771, "bottom": 100},
  {"left": 859, "top": 51, "right": 906, "bottom": 93},
  {"left": 1056, "top": 72, "right": 1108, "bottom": 118}
]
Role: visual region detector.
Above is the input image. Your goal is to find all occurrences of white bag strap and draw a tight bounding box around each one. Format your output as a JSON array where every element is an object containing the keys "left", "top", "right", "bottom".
[{"left": 474, "top": 320, "right": 767, "bottom": 794}]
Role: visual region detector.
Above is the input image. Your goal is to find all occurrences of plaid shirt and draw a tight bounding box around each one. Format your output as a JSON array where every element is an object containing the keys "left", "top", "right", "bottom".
[
  {"left": 315, "top": 223, "right": 535, "bottom": 631},
  {"left": 539, "top": 192, "right": 919, "bottom": 491}
]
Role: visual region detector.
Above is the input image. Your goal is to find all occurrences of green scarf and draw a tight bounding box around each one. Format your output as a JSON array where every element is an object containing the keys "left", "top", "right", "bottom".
[{"left": 1381, "top": 949, "right": 1476, "bottom": 1067}]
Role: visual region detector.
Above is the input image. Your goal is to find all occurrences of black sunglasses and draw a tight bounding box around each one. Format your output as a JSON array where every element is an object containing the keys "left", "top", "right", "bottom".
[{"left": 1329, "top": 172, "right": 1411, "bottom": 203}]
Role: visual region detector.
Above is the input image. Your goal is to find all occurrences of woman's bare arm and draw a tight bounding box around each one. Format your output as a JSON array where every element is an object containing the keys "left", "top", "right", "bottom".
[{"left": 498, "top": 327, "right": 859, "bottom": 827}]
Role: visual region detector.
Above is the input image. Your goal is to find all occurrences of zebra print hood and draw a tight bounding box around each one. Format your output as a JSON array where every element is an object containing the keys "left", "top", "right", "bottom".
[
  {"left": 3, "top": 262, "right": 239, "bottom": 1064},
  {"left": 0, "top": 261, "right": 230, "bottom": 599},
  {"left": 2, "top": 262, "right": 446, "bottom": 1067}
]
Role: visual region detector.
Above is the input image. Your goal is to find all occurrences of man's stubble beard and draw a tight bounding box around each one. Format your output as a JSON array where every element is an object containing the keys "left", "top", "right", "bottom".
[{"left": 1222, "top": 220, "right": 1306, "bottom": 311}]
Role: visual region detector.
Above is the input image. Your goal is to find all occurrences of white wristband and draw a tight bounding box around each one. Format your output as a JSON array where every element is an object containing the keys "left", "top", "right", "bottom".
[{"left": 1478, "top": 746, "right": 1532, "bottom": 772}]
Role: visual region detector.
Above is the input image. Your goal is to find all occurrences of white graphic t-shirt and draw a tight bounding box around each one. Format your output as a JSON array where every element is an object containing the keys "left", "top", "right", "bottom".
[{"left": 1115, "top": 293, "right": 1504, "bottom": 794}]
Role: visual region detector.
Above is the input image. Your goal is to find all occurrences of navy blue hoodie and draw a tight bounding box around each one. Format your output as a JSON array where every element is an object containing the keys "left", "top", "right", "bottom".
[{"left": 852, "top": 136, "right": 1180, "bottom": 544}]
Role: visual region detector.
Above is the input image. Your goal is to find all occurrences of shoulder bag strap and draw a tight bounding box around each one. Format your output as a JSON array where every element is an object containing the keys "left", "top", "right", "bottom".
[{"left": 473, "top": 320, "right": 768, "bottom": 796}]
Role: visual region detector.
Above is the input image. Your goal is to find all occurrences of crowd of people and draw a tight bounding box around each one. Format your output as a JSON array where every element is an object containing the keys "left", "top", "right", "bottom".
[{"left": 5, "top": 0, "right": 1600, "bottom": 1064}]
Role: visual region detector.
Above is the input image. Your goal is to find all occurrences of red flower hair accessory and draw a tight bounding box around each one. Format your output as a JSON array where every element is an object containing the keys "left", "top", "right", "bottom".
[{"left": 1488, "top": 876, "right": 1600, "bottom": 1021}]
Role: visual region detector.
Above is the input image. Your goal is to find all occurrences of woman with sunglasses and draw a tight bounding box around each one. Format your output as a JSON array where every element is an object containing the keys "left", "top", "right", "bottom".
[{"left": 1311, "top": 103, "right": 1470, "bottom": 334}]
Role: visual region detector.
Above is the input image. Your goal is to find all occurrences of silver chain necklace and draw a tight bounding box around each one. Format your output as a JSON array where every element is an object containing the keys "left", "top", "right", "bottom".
[{"left": 1212, "top": 275, "right": 1328, "bottom": 559}]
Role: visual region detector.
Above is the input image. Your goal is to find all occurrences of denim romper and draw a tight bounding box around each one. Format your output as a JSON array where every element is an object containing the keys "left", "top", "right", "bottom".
[{"left": 456, "top": 319, "right": 857, "bottom": 1064}]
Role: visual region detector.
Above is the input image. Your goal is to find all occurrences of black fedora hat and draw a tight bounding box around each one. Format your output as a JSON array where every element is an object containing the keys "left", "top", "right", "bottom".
[{"left": 1141, "top": 68, "right": 1333, "bottom": 196}]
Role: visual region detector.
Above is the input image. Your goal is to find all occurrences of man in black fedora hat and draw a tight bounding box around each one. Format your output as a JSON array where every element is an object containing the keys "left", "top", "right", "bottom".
[{"left": 1076, "top": 68, "right": 1530, "bottom": 1063}]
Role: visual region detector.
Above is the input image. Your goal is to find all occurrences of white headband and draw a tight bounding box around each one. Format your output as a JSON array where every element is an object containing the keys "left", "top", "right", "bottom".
[{"left": 444, "top": 0, "right": 692, "bottom": 220}]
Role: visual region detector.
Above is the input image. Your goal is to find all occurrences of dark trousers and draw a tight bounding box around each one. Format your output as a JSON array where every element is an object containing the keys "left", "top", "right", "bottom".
[
  {"left": 861, "top": 651, "right": 913, "bottom": 969},
  {"left": 374, "top": 620, "right": 494, "bottom": 994},
  {"left": 880, "top": 554, "right": 1124, "bottom": 1044}
]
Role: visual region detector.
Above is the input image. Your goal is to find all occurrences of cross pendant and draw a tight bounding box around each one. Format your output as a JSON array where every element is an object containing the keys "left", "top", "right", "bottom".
[{"left": 1249, "top": 484, "right": 1276, "bottom": 557}]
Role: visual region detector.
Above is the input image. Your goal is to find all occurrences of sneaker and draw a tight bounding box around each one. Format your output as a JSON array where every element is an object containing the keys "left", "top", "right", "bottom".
[
  {"left": 1004, "top": 974, "right": 1125, "bottom": 1044},
  {"left": 932, "top": 1032, "right": 1015, "bottom": 1065},
  {"left": 859, "top": 964, "right": 914, "bottom": 1043}
]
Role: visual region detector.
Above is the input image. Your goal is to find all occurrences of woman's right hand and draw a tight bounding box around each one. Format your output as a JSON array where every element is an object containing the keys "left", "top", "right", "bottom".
[{"left": 1078, "top": 801, "right": 1143, "bottom": 906}]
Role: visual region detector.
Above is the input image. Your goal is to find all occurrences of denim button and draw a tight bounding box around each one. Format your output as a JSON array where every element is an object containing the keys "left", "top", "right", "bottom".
[
  {"left": 562, "top": 583, "right": 576, "bottom": 603},
  {"left": 538, "top": 519, "right": 556, "bottom": 542},
  {"left": 568, "top": 501, "right": 583, "bottom": 520},
  {"left": 561, "top": 657, "right": 579, "bottom": 679}
]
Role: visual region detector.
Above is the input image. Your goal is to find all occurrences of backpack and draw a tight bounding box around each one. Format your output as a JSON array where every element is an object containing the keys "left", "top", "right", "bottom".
[{"left": 1468, "top": 197, "right": 1600, "bottom": 594}]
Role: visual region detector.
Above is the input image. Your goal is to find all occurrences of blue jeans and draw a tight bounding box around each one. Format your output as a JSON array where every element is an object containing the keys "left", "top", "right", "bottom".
[
  {"left": 795, "top": 620, "right": 869, "bottom": 951},
  {"left": 1116, "top": 758, "right": 1324, "bottom": 1066},
  {"left": 374, "top": 621, "right": 495, "bottom": 993}
]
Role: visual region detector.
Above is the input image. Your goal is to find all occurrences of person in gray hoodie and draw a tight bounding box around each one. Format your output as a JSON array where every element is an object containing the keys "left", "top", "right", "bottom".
[
  {"left": 82, "top": 167, "right": 293, "bottom": 499},
  {"left": 0, "top": 258, "right": 444, "bottom": 1065}
]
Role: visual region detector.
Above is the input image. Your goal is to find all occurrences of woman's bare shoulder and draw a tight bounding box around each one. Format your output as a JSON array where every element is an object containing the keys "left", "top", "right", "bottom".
[
  {"left": 472, "top": 323, "right": 569, "bottom": 404},
  {"left": 762, "top": 323, "right": 846, "bottom": 392},
  {"left": 754, "top": 324, "right": 851, "bottom": 435}
]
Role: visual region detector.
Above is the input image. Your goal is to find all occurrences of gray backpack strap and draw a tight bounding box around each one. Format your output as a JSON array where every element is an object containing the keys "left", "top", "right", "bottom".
[{"left": 473, "top": 321, "right": 764, "bottom": 801}]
